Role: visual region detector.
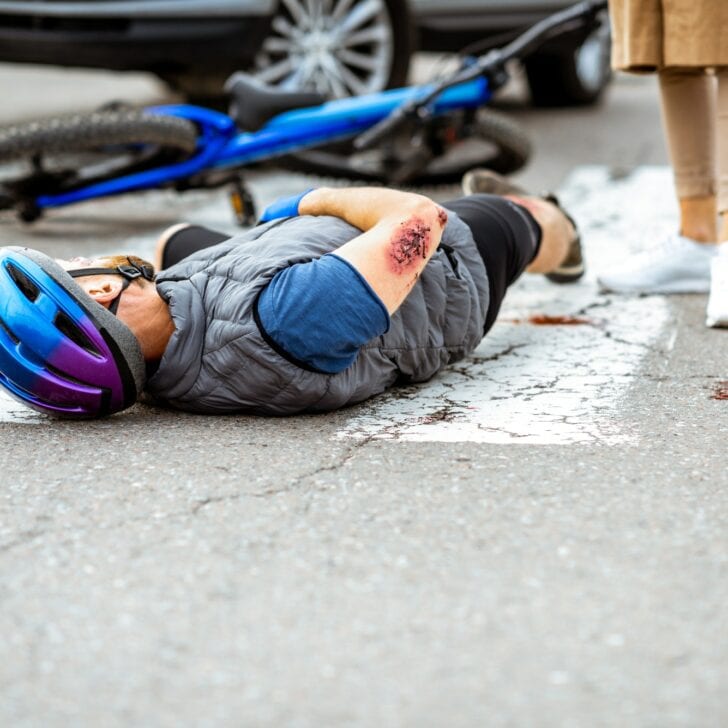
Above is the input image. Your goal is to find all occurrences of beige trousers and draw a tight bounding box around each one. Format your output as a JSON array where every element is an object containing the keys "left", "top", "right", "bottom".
[{"left": 659, "top": 67, "right": 728, "bottom": 213}]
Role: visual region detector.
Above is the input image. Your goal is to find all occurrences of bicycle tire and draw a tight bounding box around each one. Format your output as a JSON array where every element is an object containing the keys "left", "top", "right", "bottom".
[
  {"left": 280, "top": 108, "right": 531, "bottom": 186},
  {"left": 0, "top": 110, "right": 198, "bottom": 161}
]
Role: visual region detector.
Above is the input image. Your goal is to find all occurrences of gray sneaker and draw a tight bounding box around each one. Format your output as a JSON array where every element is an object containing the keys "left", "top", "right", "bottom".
[
  {"left": 461, "top": 168, "right": 528, "bottom": 197},
  {"left": 542, "top": 193, "right": 584, "bottom": 284},
  {"left": 461, "top": 169, "right": 584, "bottom": 284}
]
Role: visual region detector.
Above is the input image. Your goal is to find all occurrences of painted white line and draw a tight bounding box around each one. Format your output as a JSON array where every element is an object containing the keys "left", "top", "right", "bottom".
[
  {"left": 336, "top": 166, "right": 676, "bottom": 444},
  {"left": 0, "top": 391, "right": 44, "bottom": 424}
]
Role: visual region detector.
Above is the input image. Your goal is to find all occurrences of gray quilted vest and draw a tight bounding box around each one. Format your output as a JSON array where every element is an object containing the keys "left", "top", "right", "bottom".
[{"left": 145, "top": 213, "right": 489, "bottom": 414}]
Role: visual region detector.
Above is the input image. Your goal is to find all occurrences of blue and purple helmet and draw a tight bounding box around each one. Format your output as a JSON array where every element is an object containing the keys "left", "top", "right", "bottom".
[{"left": 0, "top": 246, "right": 146, "bottom": 418}]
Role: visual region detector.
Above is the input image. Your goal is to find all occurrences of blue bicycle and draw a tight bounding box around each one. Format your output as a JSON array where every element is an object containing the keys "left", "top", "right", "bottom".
[{"left": 0, "top": 0, "right": 607, "bottom": 225}]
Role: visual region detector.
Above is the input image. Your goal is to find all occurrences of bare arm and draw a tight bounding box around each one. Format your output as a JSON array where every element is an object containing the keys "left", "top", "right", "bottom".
[{"left": 298, "top": 187, "right": 448, "bottom": 314}]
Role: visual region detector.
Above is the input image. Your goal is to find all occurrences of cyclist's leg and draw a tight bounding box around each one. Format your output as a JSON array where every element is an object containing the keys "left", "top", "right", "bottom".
[
  {"left": 154, "top": 224, "right": 230, "bottom": 271},
  {"left": 443, "top": 194, "right": 542, "bottom": 334}
]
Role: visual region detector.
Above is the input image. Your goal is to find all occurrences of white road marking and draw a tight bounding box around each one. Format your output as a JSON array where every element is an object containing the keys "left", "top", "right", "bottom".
[
  {"left": 0, "top": 392, "right": 43, "bottom": 424},
  {"left": 336, "top": 166, "right": 676, "bottom": 444},
  {"left": 0, "top": 166, "right": 677, "bottom": 432}
]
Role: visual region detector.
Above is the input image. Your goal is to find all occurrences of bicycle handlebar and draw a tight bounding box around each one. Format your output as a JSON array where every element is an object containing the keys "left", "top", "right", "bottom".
[
  {"left": 354, "top": 0, "right": 609, "bottom": 151},
  {"left": 484, "top": 0, "right": 608, "bottom": 70}
]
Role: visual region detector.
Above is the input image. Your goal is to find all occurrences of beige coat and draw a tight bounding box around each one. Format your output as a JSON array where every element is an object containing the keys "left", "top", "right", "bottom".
[{"left": 609, "top": 0, "right": 728, "bottom": 71}]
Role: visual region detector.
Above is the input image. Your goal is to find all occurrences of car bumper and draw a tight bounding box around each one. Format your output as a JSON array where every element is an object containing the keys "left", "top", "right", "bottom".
[
  {"left": 0, "top": 1, "right": 275, "bottom": 19},
  {"left": 0, "top": 3, "right": 275, "bottom": 73},
  {"left": 415, "top": 3, "right": 588, "bottom": 53}
]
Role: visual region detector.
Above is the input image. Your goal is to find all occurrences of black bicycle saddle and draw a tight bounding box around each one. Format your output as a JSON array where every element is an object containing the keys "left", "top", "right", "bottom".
[{"left": 225, "top": 72, "right": 327, "bottom": 131}]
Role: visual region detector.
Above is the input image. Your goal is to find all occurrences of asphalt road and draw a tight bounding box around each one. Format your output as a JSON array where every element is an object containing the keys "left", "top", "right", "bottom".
[{"left": 0, "top": 63, "right": 726, "bottom": 727}]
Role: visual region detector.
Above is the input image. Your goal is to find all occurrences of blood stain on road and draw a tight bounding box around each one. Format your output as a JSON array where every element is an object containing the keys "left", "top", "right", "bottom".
[{"left": 510, "top": 314, "right": 593, "bottom": 326}]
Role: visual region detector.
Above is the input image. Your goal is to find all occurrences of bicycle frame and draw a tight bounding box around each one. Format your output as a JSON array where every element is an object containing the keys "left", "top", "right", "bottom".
[
  {"left": 36, "top": 76, "right": 491, "bottom": 210},
  {"left": 27, "top": 0, "right": 607, "bottom": 214}
]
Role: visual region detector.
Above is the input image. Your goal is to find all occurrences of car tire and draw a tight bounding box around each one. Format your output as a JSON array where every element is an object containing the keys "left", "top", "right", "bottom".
[
  {"left": 170, "top": 0, "right": 413, "bottom": 101},
  {"left": 525, "top": 16, "right": 611, "bottom": 107}
]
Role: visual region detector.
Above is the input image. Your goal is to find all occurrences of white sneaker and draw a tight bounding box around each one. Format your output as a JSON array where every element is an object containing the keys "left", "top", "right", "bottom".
[
  {"left": 597, "top": 234, "right": 718, "bottom": 294},
  {"left": 706, "top": 244, "right": 728, "bottom": 328}
]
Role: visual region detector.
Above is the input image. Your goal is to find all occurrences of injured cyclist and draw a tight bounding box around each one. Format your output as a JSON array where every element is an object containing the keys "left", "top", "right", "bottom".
[{"left": 0, "top": 172, "right": 582, "bottom": 418}]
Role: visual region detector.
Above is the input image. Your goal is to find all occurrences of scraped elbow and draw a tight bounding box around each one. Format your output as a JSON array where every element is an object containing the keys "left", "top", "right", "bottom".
[
  {"left": 407, "top": 199, "right": 447, "bottom": 231},
  {"left": 387, "top": 201, "right": 446, "bottom": 275}
]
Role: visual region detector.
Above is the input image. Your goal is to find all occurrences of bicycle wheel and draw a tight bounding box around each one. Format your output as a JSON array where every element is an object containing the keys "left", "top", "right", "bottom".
[
  {"left": 0, "top": 109, "right": 198, "bottom": 220},
  {"left": 280, "top": 108, "right": 531, "bottom": 186}
]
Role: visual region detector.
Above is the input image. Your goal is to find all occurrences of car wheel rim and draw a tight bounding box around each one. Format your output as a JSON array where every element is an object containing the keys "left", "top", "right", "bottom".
[
  {"left": 253, "top": 0, "right": 395, "bottom": 98},
  {"left": 574, "top": 19, "right": 610, "bottom": 92}
]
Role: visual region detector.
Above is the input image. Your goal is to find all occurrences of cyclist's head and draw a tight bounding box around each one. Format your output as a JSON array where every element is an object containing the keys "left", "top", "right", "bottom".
[
  {"left": 56, "top": 253, "right": 156, "bottom": 314},
  {"left": 0, "top": 246, "right": 152, "bottom": 418}
]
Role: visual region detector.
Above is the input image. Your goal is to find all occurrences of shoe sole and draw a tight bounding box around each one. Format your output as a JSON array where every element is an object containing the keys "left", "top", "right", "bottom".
[
  {"left": 461, "top": 169, "right": 528, "bottom": 197},
  {"left": 462, "top": 170, "right": 586, "bottom": 284},
  {"left": 545, "top": 264, "right": 585, "bottom": 284}
]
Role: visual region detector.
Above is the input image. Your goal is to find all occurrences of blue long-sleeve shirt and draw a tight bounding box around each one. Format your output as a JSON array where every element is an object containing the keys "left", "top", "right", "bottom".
[{"left": 256, "top": 253, "right": 390, "bottom": 373}]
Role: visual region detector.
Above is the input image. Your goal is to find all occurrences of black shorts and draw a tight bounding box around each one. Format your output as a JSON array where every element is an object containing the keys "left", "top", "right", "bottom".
[
  {"left": 442, "top": 194, "right": 542, "bottom": 334},
  {"left": 159, "top": 193, "right": 541, "bottom": 335}
]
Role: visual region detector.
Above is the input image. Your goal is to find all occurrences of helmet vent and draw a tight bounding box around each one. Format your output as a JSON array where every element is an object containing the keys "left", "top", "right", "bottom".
[
  {"left": 54, "top": 311, "right": 101, "bottom": 357},
  {"left": 7, "top": 263, "right": 40, "bottom": 302},
  {"left": 0, "top": 314, "right": 20, "bottom": 345}
]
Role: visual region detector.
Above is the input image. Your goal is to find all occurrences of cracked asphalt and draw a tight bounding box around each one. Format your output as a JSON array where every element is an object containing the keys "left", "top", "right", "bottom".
[{"left": 0, "top": 64, "right": 726, "bottom": 727}]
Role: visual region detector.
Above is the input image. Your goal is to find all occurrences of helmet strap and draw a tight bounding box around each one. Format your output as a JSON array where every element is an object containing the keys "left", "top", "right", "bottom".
[{"left": 67, "top": 258, "right": 155, "bottom": 317}]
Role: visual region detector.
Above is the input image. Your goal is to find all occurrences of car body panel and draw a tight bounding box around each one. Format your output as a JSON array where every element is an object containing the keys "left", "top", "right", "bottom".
[
  {"left": 413, "top": 0, "right": 569, "bottom": 11},
  {"left": 0, "top": 1, "right": 608, "bottom": 103},
  {"left": 412, "top": 0, "right": 585, "bottom": 52},
  {"left": 0, "top": 1, "right": 275, "bottom": 73},
  {"left": 0, "top": 1, "right": 274, "bottom": 18}
]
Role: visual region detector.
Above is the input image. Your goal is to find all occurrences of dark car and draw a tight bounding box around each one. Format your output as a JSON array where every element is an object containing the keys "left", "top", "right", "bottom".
[
  {"left": 414, "top": 0, "right": 611, "bottom": 106},
  {"left": 0, "top": 0, "right": 609, "bottom": 105},
  {"left": 0, "top": 0, "right": 414, "bottom": 99}
]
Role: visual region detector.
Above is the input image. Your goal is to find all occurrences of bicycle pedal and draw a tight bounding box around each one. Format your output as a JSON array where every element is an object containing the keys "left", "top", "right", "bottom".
[{"left": 229, "top": 180, "right": 257, "bottom": 227}]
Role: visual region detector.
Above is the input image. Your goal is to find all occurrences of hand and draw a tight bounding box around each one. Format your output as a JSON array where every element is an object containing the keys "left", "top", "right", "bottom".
[{"left": 259, "top": 188, "right": 315, "bottom": 223}]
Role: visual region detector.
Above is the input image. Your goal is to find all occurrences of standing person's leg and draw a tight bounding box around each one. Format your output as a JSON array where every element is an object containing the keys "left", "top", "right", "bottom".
[
  {"left": 717, "top": 68, "right": 728, "bottom": 242},
  {"left": 660, "top": 67, "right": 717, "bottom": 243},
  {"left": 598, "top": 68, "right": 721, "bottom": 294},
  {"left": 706, "top": 68, "right": 728, "bottom": 327}
]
